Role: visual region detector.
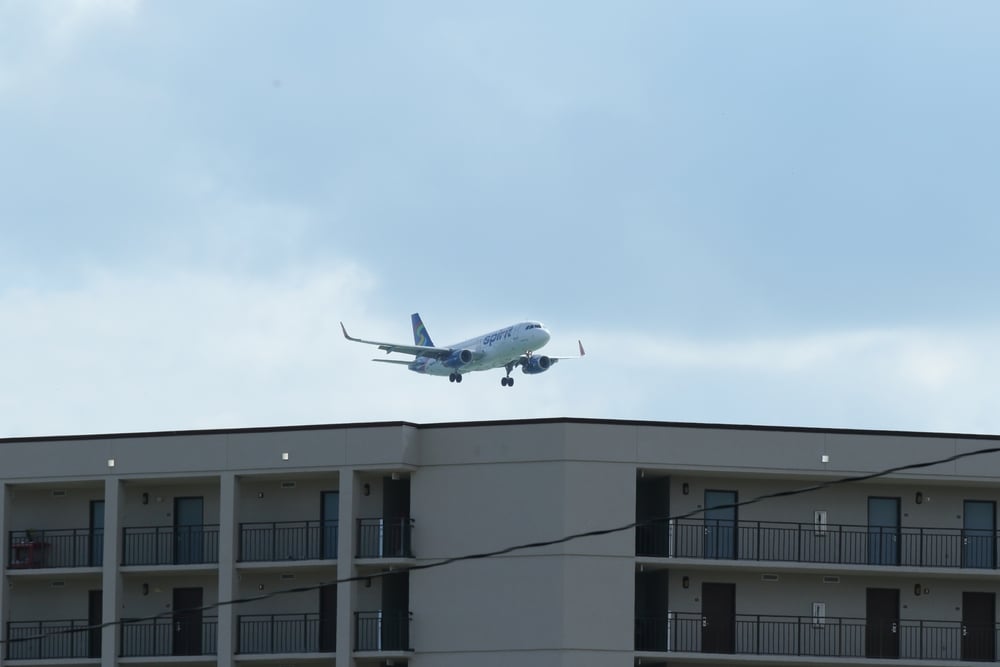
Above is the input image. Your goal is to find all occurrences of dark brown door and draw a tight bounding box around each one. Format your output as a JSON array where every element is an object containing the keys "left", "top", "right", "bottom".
[
  {"left": 172, "top": 587, "right": 203, "bottom": 656},
  {"left": 319, "top": 584, "right": 337, "bottom": 652},
  {"left": 963, "top": 592, "right": 996, "bottom": 661},
  {"left": 865, "top": 588, "right": 899, "bottom": 658},
  {"left": 701, "top": 582, "right": 735, "bottom": 653},
  {"left": 88, "top": 590, "right": 102, "bottom": 658}
]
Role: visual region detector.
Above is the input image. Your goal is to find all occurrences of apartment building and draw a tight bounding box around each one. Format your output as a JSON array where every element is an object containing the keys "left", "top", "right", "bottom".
[{"left": 1, "top": 418, "right": 999, "bottom": 666}]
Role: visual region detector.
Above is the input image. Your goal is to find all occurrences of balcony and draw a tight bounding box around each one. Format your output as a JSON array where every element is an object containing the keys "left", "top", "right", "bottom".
[
  {"left": 120, "top": 617, "right": 217, "bottom": 657},
  {"left": 6, "top": 619, "right": 98, "bottom": 660},
  {"left": 237, "top": 613, "right": 335, "bottom": 654},
  {"left": 640, "top": 518, "right": 1000, "bottom": 569},
  {"left": 8, "top": 529, "right": 103, "bottom": 569},
  {"left": 354, "top": 611, "right": 411, "bottom": 652},
  {"left": 637, "top": 612, "right": 997, "bottom": 662},
  {"left": 356, "top": 518, "right": 413, "bottom": 559},
  {"left": 239, "top": 521, "right": 338, "bottom": 562},
  {"left": 121, "top": 525, "right": 219, "bottom": 566}
]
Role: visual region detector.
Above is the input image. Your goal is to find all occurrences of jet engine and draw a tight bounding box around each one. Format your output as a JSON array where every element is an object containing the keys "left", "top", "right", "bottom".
[
  {"left": 520, "top": 355, "right": 552, "bottom": 374},
  {"left": 443, "top": 349, "right": 474, "bottom": 368}
]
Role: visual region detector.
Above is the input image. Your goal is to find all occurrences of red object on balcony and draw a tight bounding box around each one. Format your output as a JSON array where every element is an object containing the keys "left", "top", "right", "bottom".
[{"left": 10, "top": 540, "right": 48, "bottom": 568}]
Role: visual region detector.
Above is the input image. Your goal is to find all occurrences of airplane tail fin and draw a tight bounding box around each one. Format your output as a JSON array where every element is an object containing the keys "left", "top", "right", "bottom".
[{"left": 411, "top": 313, "right": 435, "bottom": 347}]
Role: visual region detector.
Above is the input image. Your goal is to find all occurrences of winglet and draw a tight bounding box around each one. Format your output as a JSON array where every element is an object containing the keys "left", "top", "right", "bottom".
[
  {"left": 578, "top": 340, "right": 586, "bottom": 357},
  {"left": 340, "top": 322, "right": 356, "bottom": 341}
]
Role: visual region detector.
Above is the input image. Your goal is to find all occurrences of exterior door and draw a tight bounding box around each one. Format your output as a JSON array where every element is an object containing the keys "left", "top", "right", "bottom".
[
  {"left": 319, "top": 584, "right": 337, "bottom": 652},
  {"left": 89, "top": 500, "right": 104, "bottom": 567},
  {"left": 636, "top": 476, "right": 671, "bottom": 557},
  {"left": 865, "top": 587, "right": 899, "bottom": 658},
  {"left": 172, "top": 587, "right": 203, "bottom": 656},
  {"left": 174, "top": 497, "right": 204, "bottom": 564},
  {"left": 381, "top": 571, "right": 409, "bottom": 650},
  {"left": 88, "top": 589, "right": 102, "bottom": 659},
  {"left": 867, "top": 497, "right": 900, "bottom": 565},
  {"left": 321, "top": 491, "right": 339, "bottom": 559},
  {"left": 962, "top": 592, "right": 996, "bottom": 661},
  {"left": 963, "top": 501, "right": 996, "bottom": 569},
  {"left": 382, "top": 477, "right": 411, "bottom": 557},
  {"left": 701, "top": 582, "right": 735, "bottom": 653},
  {"left": 704, "top": 490, "right": 737, "bottom": 559}
]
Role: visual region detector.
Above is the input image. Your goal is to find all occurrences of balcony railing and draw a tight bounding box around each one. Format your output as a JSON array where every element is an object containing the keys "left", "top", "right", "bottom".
[
  {"left": 8, "top": 529, "right": 103, "bottom": 569},
  {"left": 120, "top": 617, "right": 217, "bottom": 657},
  {"left": 239, "top": 521, "right": 338, "bottom": 562},
  {"left": 6, "top": 619, "right": 98, "bottom": 660},
  {"left": 637, "top": 612, "right": 998, "bottom": 662},
  {"left": 354, "top": 611, "right": 411, "bottom": 652},
  {"left": 237, "top": 613, "right": 335, "bottom": 654},
  {"left": 639, "top": 518, "right": 1000, "bottom": 569},
  {"left": 356, "top": 518, "right": 413, "bottom": 559},
  {"left": 121, "top": 525, "right": 219, "bottom": 565}
]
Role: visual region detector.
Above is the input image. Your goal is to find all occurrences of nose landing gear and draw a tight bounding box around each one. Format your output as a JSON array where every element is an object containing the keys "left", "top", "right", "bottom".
[{"left": 501, "top": 362, "right": 515, "bottom": 387}]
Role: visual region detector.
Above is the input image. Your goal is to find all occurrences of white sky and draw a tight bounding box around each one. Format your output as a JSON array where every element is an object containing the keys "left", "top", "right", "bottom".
[{"left": 3, "top": 1, "right": 1000, "bottom": 437}]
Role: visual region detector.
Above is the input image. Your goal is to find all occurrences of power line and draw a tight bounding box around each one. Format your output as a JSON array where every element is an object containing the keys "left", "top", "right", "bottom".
[{"left": 6, "top": 443, "right": 1000, "bottom": 646}]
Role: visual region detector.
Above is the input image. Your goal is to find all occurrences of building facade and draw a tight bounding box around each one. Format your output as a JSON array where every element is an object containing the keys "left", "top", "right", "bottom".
[{"left": 1, "top": 418, "right": 1000, "bottom": 666}]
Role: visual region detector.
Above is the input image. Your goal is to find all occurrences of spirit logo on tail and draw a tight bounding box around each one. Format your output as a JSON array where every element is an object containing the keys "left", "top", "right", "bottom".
[{"left": 341, "top": 313, "right": 584, "bottom": 387}]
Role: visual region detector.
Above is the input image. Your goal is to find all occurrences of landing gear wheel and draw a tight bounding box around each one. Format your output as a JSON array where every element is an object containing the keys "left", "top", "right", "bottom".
[
  {"left": 456, "top": 373, "right": 463, "bottom": 383},
  {"left": 501, "top": 376, "right": 514, "bottom": 387},
  {"left": 449, "top": 373, "right": 456, "bottom": 383}
]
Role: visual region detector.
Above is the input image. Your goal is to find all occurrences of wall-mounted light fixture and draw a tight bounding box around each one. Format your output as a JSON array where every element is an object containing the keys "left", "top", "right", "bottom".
[
  {"left": 682, "top": 576, "right": 690, "bottom": 589},
  {"left": 365, "top": 578, "right": 372, "bottom": 588},
  {"left": 107, "top": 459, "right": 116, "bottom": 468},
  {"left": 914, "top": 583, "right": 922, "bottom": 596},
  {"left": 363, "top": 483, "right": 371, "bottom": 497},
  {"left": 281, "top": 452, "right": 289, "bottom": 461},
  {"left": 141, "top": 492, "right": 149, "bottom": 505},
  {"left": 682, "top": 483, "right": 690, "bottom": 495},
  {"left": 391, "top": 472, "right": 401, "bottom": 481},
  {"left": 142, "top": 583, "right": 149, "bottom": 596},
  {"left": 257, "top": 492, "right": 264, "bottom": 499},
  {"left": 915, "top": 491, "right": 924, "bottom": 504}
]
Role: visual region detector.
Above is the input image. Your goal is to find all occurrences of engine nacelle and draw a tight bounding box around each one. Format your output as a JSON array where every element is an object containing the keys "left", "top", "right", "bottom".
[
  {"left": 520, "top": 355, "right": 552, "bottom": 374},
  {"left": 443, "top": 349, "right": 474, "bottom": 369}
]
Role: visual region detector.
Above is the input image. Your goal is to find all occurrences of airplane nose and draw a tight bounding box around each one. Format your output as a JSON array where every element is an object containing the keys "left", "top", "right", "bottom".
[{"left": 540, "top": 328, "right": 551, "bottom": 344}]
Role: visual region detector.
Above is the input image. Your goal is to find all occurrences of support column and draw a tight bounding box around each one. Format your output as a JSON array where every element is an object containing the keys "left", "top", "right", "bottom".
[
  {"left": 0, "top": 484, "right": 8, "bottom": 667},
  {"left": 336, "top": 469, "right": 355, "bottom": 667},
  {"left": 101, "top": 479, "right": 121, "bottom": 667},
  {"left": 216, "top": 473, "right": 237, "bottom": 666}
]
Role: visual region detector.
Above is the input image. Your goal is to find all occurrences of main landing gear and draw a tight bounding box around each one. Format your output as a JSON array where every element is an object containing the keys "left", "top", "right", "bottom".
[
  {"left": 501, "top": 362, "right": 515, "bottom": 387},
  {"left": 449, "top": 373, "right": 463, "bottom": 383}
]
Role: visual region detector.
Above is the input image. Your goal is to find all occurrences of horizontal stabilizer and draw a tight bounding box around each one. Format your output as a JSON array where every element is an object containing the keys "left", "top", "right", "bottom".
[{"left": 372, "top": 358, "right": 413, "bottom": 365}]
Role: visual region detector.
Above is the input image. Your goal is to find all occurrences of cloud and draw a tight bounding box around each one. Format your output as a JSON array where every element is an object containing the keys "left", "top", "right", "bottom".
[
  {"left": 0, "top": 0, "right": 138, "bottom": 93},
  {"left": 3, "top": 265, "right": 999, "bottom": 439},
  {"left": 577, "top": 327, "right": 1000, "bottom": 434}
]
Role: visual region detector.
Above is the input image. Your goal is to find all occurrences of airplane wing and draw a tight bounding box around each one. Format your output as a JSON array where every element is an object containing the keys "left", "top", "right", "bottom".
[
  {"left": 340, "top": 322, "right": 455, "bottom": 360},
  {"left": 515, "top": 340, "right": 586, "bottom": 369},
  {"left": 548, "top": 340, "right": 586, "bottom": 361},
  {"left": 526, "top": 340, "right": 586, "bottom": 362}
]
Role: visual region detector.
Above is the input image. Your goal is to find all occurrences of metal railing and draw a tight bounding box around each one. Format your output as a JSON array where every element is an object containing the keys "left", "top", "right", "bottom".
[
  {"left": 636, "top": 612, "right": 998, "bottom": 662},
  {"left": 237, "top": 613, "right": 335, "bottom": 654},
  {"left": 120, "top": 617, "right": 217, "bottom": 657},
  {"left": 354, "top": 611, "right": 411, "bottom": 652},
  {"left": 356, "top": 518, "right": 413, "bottom": 559},
  {"left": 239, "top": 521, "right": 338, "bottom": 562},
  {"left": 8, "top": 529, "right": 103, "bottom": 569},
  {"left": 121, "top": 525, "right": 219, "bottom": 565},
  {"left": 639, "top": 518, "right": 1000, "bottom": 569},
  {"left": 6, "top": 619, "right": 96, "bottom": 660}
]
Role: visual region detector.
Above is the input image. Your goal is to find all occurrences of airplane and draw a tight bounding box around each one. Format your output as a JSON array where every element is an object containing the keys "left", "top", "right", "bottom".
[{"left": 340, "top": 313, "right": 584, "bottom": 387}]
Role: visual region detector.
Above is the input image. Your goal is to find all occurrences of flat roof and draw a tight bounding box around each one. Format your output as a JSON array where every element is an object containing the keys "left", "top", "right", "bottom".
[{"left": 2, "top": 416, "right": 1000, "bottom": 445}]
